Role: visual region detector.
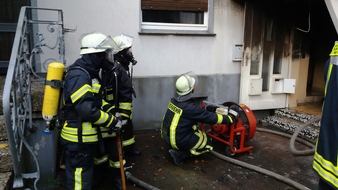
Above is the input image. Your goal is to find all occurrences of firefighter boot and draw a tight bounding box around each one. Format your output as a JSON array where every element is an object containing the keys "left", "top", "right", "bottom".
[
  {"left": 124, "top": 144, "right": 141, "bottom": 157},
  {"left": 168, "top": 149, "right": 191, "bottom": 166},
  {"left": 110, "top": 168, "right": 124, "bottom": 190}
]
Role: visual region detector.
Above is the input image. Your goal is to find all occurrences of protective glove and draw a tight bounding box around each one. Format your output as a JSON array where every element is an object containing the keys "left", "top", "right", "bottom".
[
  {"left": 228, "top": 109, "right": 239, "bottom": 124},
  {"left": 108, "top": 116, "right": 123, "bottom": 134},
  {"left": 114, "top": 118, "right": 123, "bottom": 132},
  {"left": 216, "top": 107, "right": 228, "bottom": 115},
  {"left": 115, "top": 112, "right": 128, "bottom": 127},
  {"left": 115, "top": 112, "right": 123, "bottom": 121}
]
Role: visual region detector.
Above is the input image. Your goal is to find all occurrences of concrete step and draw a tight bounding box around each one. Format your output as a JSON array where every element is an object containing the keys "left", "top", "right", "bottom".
[
  {"left": 0, "top": 77, "right": 12, "bottom": 190},
  {"left": 0, "top": 76, "right": 44, "bottom": 189},
  {"left": 0, "top": 172, "right": 11, "bottom": 190},
  {"left": 0, "top": 142, "right": 12, "bottom": 172},
  {"left": 259, "top": 108, "right": 320, "bottom": 143},
  {"left": 0, "top": 116, "right": 12, "bottom": 190}
]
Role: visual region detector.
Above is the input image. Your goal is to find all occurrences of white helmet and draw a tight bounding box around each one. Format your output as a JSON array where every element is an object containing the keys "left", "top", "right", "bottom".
[
  {"left": 176, "top": 73, "right": 196, "bottom": 96},
  {"left": 113, "top": 34, "right": 134, "bottom": 53},
  {"left": 80, "top": 32, "right": 117, "bottom": 55}
]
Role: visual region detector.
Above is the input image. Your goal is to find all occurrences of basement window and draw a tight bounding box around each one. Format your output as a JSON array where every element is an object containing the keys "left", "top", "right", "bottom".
[{"left": 140, "top": 0, "right": 214, "bottom": 35}]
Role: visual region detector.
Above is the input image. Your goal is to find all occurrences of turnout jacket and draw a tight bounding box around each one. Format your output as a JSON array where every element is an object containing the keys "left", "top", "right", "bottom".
[
  {"left": 161, "top": 98, "right": 233, "bottom": 150},
  {"left": 60, "top": 55, "right": 116, "bottom": 143},
  {"left": 101, "top": 61, "right": 134, "bottom": 119},
  {"left": 313, "top": 57, "right": 338, "bottom": 188}
]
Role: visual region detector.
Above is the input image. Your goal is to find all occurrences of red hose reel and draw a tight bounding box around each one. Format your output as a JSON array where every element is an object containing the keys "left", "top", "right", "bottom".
[{"left": 200, "top": 101, "right": 257, "bottom": 156}]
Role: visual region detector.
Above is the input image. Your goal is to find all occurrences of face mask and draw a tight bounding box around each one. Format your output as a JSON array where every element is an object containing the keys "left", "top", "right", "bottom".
[
  {"left": 105, "top": 50, "right": 114, "bottom": 63},
  {"left": 124, "top": 49, "right": 138, "bottom": 65},
  {"left": 102, "top": 59, "right": 115, "bottom": 72}
]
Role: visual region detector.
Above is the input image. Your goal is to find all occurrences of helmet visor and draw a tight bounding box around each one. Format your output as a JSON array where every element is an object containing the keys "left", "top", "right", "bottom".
[
  {"left": 96, "top": 35, "right": 120, "bottom": 54},
  {"left": 114, "top": 34, "right": 134, "bottom": 53},
  {"left": 182, "top": 71, "right": 198, "bottom": 89},
  {"left": 119, "top": 34, "right": 133, "bottom": 48}
]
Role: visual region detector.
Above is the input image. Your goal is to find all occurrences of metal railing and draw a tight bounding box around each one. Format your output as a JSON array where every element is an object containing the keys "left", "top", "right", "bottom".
[{"left": 2, "top": 6, "right": 65, "bottom": 189}]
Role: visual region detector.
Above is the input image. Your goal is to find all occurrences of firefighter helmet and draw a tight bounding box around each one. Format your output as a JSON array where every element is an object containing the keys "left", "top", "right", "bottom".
[
  {"left": 113, "top": 34, "right": 134, "bottom": 53},
  {"left": 176, "top": 73, "right": 196, "bottom": 96},
  {"left": 80, "top": 32, "right": 118, "bottom": 55}
]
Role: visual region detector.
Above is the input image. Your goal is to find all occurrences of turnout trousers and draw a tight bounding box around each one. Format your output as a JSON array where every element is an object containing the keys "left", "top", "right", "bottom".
[{"left": 61, "top": 138, "right": 96, "bottom": 190}]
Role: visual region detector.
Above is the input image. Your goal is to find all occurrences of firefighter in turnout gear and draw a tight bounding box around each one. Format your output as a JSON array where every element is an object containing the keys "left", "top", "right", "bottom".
[
  {"left": 92, "top": 64, "right": 127, "bottom": 190},
  {"left": 101, "top": 34, "right": 141, "bottom": 159},
  {"left": 60, "top": 32, "right": 122, "bottom": 190},
  {"left": 92, "top": 76, "right": 127, "bottom": 190},
  {"left": 313, "top": 41, "right": 338, "bottom": 190},
  {"left": 161, "top": 72, "right": 238, "bottom": 165}
]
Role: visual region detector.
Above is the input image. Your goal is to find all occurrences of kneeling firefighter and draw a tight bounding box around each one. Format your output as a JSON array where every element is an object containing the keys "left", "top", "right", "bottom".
[
  {"left": 59, "top": 32, "right": 123, "bottom": 190},
  {"left": 161, "top": 72, "right": 239, "bottom": 165},
  {"left": 101, "top": 34, "right": 141, "bottom": 159}
]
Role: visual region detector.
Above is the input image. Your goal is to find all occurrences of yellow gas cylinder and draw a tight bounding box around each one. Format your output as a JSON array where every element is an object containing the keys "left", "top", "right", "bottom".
[{"left": 42, "top": 62, "right": 65, "bottom": 125}]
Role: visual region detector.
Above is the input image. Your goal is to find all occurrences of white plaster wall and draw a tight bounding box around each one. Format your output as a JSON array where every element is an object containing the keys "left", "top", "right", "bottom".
[{"left": 36, "top": 0, "right": 244, "bottom": 77}]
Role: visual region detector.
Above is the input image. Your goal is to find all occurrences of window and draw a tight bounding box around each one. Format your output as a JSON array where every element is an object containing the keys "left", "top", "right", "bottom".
[{"left": 141, "top": 0, "right": 213, "bottom": 34}]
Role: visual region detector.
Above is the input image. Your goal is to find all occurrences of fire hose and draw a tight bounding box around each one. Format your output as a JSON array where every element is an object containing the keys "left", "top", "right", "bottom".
[
  {"left": 125, "top": 128, "right": 316, "bottom": 190},
  {"left": 210, "top": 150, "right": 311, "bottom": 190},
  {"left": 289, "top": 116, "right": 320, "bottom": 156},
  {"left": 210, "top": 116, "right": 320, "bottom": 190},
  {"left": 126, "top": 171, "right": 160, "bottom": 190},
  {"left": 124, "top": 112, "right": 319, "bottom": 190},
  {"left": 255, "top": 115, "right": 319, "bottom": 156}
]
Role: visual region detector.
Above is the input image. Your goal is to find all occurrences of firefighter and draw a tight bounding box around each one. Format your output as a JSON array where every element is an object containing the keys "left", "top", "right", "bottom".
[
  {"left": 59, "top": 32, "right": 122, "bottom": 190},
  {"left": 101, "top": 34, "right": 141, "bottom": 159},
  {"left": 92, "top": 77, "right": 126, "bottom": 190},
  {"left": 313, "top": 41, "right": 338, "bottom": 190},
  {"left": 93, "top": 67, "right": 127, "bottom": 190},
  {"left": 161, "top": 72, "right": 238, "bottom": 165}
]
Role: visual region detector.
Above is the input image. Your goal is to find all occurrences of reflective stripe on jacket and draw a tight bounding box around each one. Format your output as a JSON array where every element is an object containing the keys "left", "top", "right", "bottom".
[
  {"left": 60, "top": 56, "right": 115, "bottom": 143},
  {"left": 101, "top": 62, "right": 133, "bottom": 119},
  {"left": 313, "top": 58, "right": 338, "bottom": 188},
  {"left": 161, "top": 98, "right": 232, "bottom": 150}
]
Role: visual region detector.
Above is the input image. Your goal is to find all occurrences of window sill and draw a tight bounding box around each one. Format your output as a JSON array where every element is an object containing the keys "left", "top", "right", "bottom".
[{"left": 139, "top": 29, "right": 216, "bottom": 36}]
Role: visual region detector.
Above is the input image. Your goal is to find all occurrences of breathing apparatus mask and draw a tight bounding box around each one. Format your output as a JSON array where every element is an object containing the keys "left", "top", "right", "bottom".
[
  {"left": 115, "top": 48, "right": 137, "bottom": 66},
  {"left": 112, "top": 34, "right": 138, "bottom": 66}
]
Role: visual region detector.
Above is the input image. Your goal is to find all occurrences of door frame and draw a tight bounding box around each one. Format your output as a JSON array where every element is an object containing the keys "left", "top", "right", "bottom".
[{"left": 239, "top": 2, "right": 294, "bottom": 110}]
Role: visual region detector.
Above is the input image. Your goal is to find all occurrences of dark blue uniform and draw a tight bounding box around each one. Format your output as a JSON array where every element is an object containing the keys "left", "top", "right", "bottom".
[
  {"left": 61, "top": 54, "right": 117, "bottom": 190},
  {"left": 313, "top": 52, "right": 338, "bottom": 189},
  {"left": 101, "top": 60, "right": 137, "bottom": 155},
  {"left": 161, "top": 98, "right": 234, "bottom": 155}
]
